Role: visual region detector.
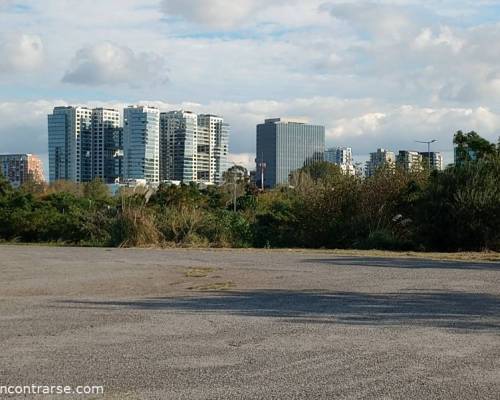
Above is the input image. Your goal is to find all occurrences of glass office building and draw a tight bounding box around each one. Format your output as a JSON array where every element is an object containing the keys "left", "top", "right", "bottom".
[
  {"left": 256, "top": 118, "right": 325, "bottom": 188},
  {"left": 123, "top": 106, "right": 160, "bottom": 184}
]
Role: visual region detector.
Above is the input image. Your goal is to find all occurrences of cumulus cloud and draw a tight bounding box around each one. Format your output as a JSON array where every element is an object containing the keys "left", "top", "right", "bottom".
[
  {"left": 0, "top": 33, "right": 44, "bottom": 72},
  {"left": 62, "top": 42, "right": 168, "bottom": 86}
]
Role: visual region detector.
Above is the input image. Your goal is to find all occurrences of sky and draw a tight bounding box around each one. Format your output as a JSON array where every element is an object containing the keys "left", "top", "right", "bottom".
[{"left": 1, "top": 0, "right": 500, "bottom": 171}]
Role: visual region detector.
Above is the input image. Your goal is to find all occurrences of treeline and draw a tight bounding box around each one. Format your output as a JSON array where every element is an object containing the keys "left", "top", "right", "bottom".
[{"left": 0, "top": 132, "right": 499, "bottom": 252}]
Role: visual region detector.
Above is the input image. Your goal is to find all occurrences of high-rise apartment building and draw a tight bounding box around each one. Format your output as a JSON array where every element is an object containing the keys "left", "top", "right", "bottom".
[
  {"left": 48, "top": 106, "right": 123, "bottom": 183},
  {"left": 396, "top": 150, "right": 424, "bottom": 172},
  {"left": 325, "top": 147, "right": 355, "bottom": 175},
  {"left": 198, "top": 114, "right": 229, "bottom": 185},
  {"left": 160, "top": 111, "right": 229, "bottom": 185},
  {"left": 420, "top": 151, "right": 444, "bottom": 171},
  {"left": 123, "top": 106, "right": 160, "bottom": 184},
  {"left": 365, "top": 148, "right": 396, "bottom": 177},
  {"left": 48, "top": 106, "right": 92, "bottom": 182},
  {"left": 0, "top": 154, "right": 44, "bottom": 187},
  {"left": 91, "top": 108, "right": 121, "bottom": 183},
  {"left": 256, "top": 118, "right": 325, "bottom": 188}
]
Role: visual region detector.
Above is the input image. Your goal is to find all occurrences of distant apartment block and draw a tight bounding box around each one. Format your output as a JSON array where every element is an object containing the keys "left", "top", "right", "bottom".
[
  {"left": 0, "top": 154, "right": 44, "bottom": 188},
  {"left": 256, "top": 118, "right": 325, "bottom": 188},
  {"left": 123, "top": 106, "right": 160, "bottom": 184},
  {"left": 325, "top": 147, "right": 355, "bottom": 176},
  {"left": 91, "top": 108, "right": 121, "bottom": 183},
  {"left": 396, "top": 150, "right": 424, "bottom": 172},
  {"left": 48, "top": 106, "right": 123, "bottom": 183},
  {"left": 420, "top": 151, "right": 444, "bottom": 171},
  {"left": 365, "top": 148, "right": 396, "bottom": 177},
  {"left": 48, "top": 106, "right": 92, "bottom": 182},
  {"left": 160, "top": 111, "right": 229, "bottom": 185}
]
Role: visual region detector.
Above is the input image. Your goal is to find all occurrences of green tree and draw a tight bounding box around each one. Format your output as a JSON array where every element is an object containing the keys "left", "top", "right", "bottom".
[{"left": 454, "top": 131, "right": 497, "bottom": 164}]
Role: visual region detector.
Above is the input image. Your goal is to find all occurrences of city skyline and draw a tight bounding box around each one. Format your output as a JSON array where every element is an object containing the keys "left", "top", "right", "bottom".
[{"left": 1, "top": 1, "right": 500, "bottom": 172}]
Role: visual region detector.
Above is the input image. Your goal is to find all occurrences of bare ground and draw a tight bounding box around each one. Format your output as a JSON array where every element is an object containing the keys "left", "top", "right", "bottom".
[{"left": 0, "top": 245, "right": 499, "bottom": 399}]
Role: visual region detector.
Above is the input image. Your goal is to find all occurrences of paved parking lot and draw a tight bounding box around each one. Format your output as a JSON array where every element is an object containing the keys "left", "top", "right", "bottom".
[{"left": 0, "top": 246, "right": 499, "bottom": 399}]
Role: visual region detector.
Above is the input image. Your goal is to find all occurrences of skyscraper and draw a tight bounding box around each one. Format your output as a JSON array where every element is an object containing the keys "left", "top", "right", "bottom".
[
  {"left": 160, "top": 111, "right": 229, "bottom": 185},
  {"left": 365, "top": 148, "right": 396, "bottom": 177},
  {"left": 48, "top": 106, "right": 92, "bottom": 182},
  {"left": 198, "top": 114, "right": 229, "bottom": 185},
  {"left": 91, "top": 108, "right": 121, "bottom": 183},
  {"left": 123, "top": 106, "right": 160, "bottom": 184},
  {"left": 256, "top": 118, "right": 325, "bottom": 188},
  {"left": 325, "top": 147, "right": 355, "bottom": 175},
  {"left": 0, "top": 154, "right": 44, "bottom": 188},
  {"left": 48, "top": 106, "right": 123, "bottom": 183},
  {"left": 160, "top": 110, "right": 197, "bottom": 183}
]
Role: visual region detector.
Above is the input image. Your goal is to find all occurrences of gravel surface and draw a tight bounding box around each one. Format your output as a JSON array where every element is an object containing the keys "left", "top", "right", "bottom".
[{"left": 0, "top": 245, "right": 499, "bottom": 399}]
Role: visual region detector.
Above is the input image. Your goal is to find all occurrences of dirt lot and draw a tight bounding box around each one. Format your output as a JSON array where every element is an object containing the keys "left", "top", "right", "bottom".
[{"left": 0, "top": 245, "right": 499, "bottom": 399}]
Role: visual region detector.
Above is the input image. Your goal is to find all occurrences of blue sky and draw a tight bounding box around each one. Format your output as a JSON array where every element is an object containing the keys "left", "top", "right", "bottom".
[{"left": 1, "top": 0, "right": 500, "bottom": 169}]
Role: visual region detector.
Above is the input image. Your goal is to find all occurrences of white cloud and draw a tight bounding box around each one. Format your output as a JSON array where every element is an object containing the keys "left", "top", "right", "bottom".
[
  {"left": 161, "top": 0, "right": 260, "bottom": 29},
  {"left": 62, "top": 42, "right": 168, "bottom": 86},
  {"left": 414, "top": 27, "right": 464, "bottom": 53},
  {"left": 0, "top": 33, "right": 44, "bottom": 72},
  {"left": 229, "top": 153, "right": 255, "bottom": 170}
]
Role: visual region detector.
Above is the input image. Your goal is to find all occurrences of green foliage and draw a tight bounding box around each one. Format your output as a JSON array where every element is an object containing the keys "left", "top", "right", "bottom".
[
  {"left": 454, "top": 130, "right": 497, "bottom": 164},
  {"left": 0, "top": 133, "right": 498, "bottom": 251},
  {"left": 415, "top": 154, "right": 500, "bottom": 251}
]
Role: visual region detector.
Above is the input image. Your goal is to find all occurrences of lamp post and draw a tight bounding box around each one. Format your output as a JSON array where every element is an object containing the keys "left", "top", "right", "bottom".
[
  {"left": 416, "top": 139, "right": 437, "bottom": 171},
  {"left": 229, "top": 162, "right": 238, "bottom": 213}
]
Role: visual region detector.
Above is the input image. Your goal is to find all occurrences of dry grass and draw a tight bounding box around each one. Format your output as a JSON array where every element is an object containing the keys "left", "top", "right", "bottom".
[
  {"left": 188, "top": 281, "right": 235, "bottom": 291},
  {"left": 185, "top": 267, "right": 216, "bottom": 278}
]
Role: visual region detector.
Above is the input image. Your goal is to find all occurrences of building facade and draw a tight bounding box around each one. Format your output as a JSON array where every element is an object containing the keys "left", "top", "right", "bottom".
[
  {"left": 420, "top": 151, "right": 444, "bottom": 171},
  {"left": 48, "top": 106, "right": 92, "bottom": 182},
  {"left": 0, "top": 154, "right": 44, "bottom": 187},
  {"left": 396, "top": 151, "right": 424, "bottom": 172},
  {"left": 365, "top": 148, "right": 396, "bottom": 177},
  {"left": 256, "top": 118, "right": 325, "bottom": 188},
  {"left": 160, "top": 111, "right": 229, "bottom": 185},
  {"left": 48, "top": 106, "right": 123, "bottom": 183},
  {"left": 325, "top": 147, "right": 356, "bottom": 175},
  {"left": 123, "top": 106, "right": 160, "bottom": 184},
  {"left": 91, "top": 108, "right": 121, "bottom": 183}
]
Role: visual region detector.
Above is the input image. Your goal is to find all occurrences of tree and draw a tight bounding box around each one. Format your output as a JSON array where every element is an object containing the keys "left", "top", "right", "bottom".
[{"left": 454, "top": 131, "right": 497, "bottom": 164}]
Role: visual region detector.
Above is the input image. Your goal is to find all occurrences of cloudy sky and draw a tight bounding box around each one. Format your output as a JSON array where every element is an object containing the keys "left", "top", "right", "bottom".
[{"left": 1, "top": 0, "right": 500, "bottom": 170}]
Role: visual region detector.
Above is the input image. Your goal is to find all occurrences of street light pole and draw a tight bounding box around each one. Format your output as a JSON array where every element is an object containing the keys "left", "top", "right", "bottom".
[{"left": 416, "top": 139, "right": 437, "bottom": 171}]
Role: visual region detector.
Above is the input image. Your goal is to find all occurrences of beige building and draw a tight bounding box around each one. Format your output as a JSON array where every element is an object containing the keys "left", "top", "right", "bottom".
[
  {"left": 0, "top": 154, "right": 44, "bottom": 188},
  {"left": 396, "top": 151, "right": 424, "bottom": 172},
  {"left": 365, "top": 148, "right": 396, "bottom": 177}
]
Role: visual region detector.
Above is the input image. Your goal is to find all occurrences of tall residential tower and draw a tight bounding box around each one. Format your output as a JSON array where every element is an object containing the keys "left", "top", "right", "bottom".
[
  {"left": 48, "top": 106, "right": 92, "bottom": 182},
  {"left": 160, "top": 111, "right": 229, "bottom": 185},
  {"left": 123, "top": 106, "right": 160, "bottom": 184}
]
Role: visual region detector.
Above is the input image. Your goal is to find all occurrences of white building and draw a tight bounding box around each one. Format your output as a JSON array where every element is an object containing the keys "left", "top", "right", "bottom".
[
  {"left": 325, "top": 147, "right": 356, "bottom": 175},
  {"left": 365, "top": 148, "right": 396, "bottom": 177},
  {"left": 48, "top": 106, "right": 123, "bottom": 183},
  {"left": 396, "top": 151, "right": 424, "bottom": 172},
  {"left": 420, "top": 152, "right": 444, "bottom": 171},
  {"left": 48, "top": 106, "right": 92, "bottom": 183},
  {"left": 123, "top": 106, "right": 160, "bottom": 184},
  {"left": 160, "top": 111, "right": 229, "bottom": 185}
]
